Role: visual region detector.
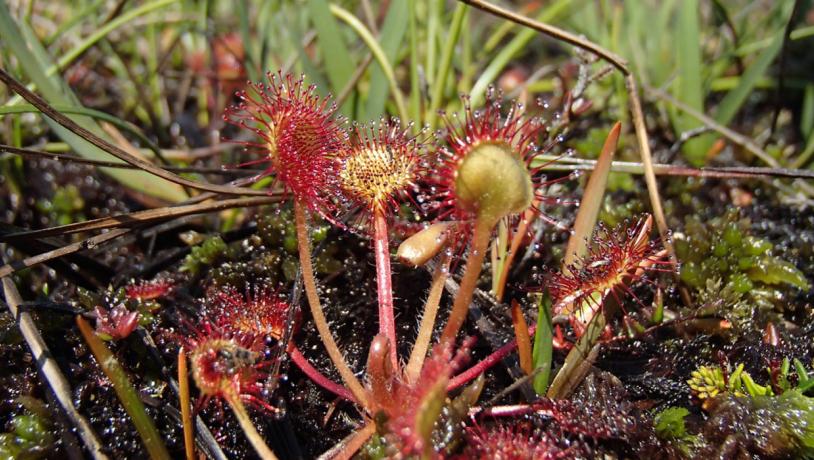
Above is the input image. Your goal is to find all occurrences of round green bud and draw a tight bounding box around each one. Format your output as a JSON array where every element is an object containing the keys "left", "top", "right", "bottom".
[{"left": 454, "top": 142, "right": 533, "bottom": 225}]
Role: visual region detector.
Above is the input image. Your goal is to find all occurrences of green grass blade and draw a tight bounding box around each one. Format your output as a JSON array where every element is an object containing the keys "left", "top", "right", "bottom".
[
  {"left": 426, "top": 2, "right": 467, "bottom": 129},
  {"left": 0, "top": 2, "right": 186, "bottom": 202},
  {"left": 76, "top": 317, "right": 171, "bottom": 460},
  {"left": 674, "top": 0, "right": 712, "bottom": 165},
  {"left": 800, "top": 84, "right": 814, "bottom": 138},
  {"left": 532, "top": 293, "right": 554, "bottom": 395},
  {"left": 408, "top": 0, "right": 421, "bottom": 128},
  {"left": 364, "top": 1, "right": 408, "bottom": 120},
  {"left": 307, "top": 0, "right": 356, "bottom": 116},
  {"left": 469, "top": 0, "right": 572, "bottom": 107},
  {"left": 328, "top": 3, "right": 408, "bottom": 123},
  {"left": 714, "top": 31, "right": 784, "bottom": 127}
]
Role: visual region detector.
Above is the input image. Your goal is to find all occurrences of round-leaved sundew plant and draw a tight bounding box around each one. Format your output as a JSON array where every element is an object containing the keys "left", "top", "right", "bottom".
[
  {"left": 545, "top": 214, "right": 672, "bottom": 335},
  {"left": 224, "top": 71, "right": 370, "bottom": 409},
  {"left": 206, "top": 284, "right": 354, "bottom": 402},
  {"left": 336, "top": 119, "right": 426, "bottom": 368},
  {"left": 182, "top": 319, "right": 279, "bottom": 459},
  {"left": 429, "top": 89, "right": 575, "bottom": 344},
  {"left": 205, "top": 284, "right": 290, "bottom": 340}
]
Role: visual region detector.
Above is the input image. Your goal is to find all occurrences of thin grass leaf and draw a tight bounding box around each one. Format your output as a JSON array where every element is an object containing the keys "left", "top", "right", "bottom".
[
  {"left": 563, "top": 121, "right": 620, "bottom": 267},
  {"left": 408, "top": 0, "right": 422, "bottom": 128},
  {"left": 531, "top": 293, "right": 553, "bottom": 395},
  {"left": 307, "top": 0, "right": 356, "bottom": 116},
  {"left": 674, "top": 0, "right": 714, "bottom": 165},
  {"left": 547, "top": 312, "right": 604, "bottom": 398},
  {"left": 801, "top": 83, "right": 814, "bottom": 138},
  {"left": 426, "top": 2, "right": 468, "bottom": 128},
  {"left": 0, "top": 2, "right": 187, "bottom": 201},
  {"left": 715, "top": 31, "right": 785, "bottom": 127},
  {"left": 364, "top": 1, "right": 408, "bottom": 120},
  {"left": 329, "top": 4, "right": 408, "bottom": 123},
  {"left": 76, "top": 317, "right": 171, "bottom": 460},
  {"left": 43, "top": 0, "right": 106, "bottom": 46}
]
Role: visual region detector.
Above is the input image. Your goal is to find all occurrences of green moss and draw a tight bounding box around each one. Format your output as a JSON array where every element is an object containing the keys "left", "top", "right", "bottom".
[
  {"left": 707, "top": 390, "right": 814, "bottom": 458},
  {"left": 180, "top": 235, "right": 228, "bottom": 275},
  {"left": 676, "top": 208, "right": 810, "bottom": 330},
  {"left": 655, "top": 407, "right": 690, "bottom": 439},
  {"left": 0, "top": 409, "right": 53, "bottom": 459}
]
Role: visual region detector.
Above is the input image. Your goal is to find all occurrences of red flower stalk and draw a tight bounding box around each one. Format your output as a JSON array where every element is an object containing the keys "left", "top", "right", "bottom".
[
  {"left": 94, "top": 304, "right": 139, "bottom": 340},
  {"left": 125, "top": 278, "right": 174, "bottom": 301},
  {"left": 224, "top": 71, "right": 345, "bottom": 218},
  {"left": 205, "top": 284, "right": 291, "bottom": 340},
  {"left": 545, "top": 214, "right": 672, "bottom": 335},
  {"left": 336, "top": 120, "right": 427, "bottom": 367}
]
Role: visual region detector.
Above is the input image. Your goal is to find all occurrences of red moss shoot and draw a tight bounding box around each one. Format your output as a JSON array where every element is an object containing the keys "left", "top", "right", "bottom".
[
  {"left": 429, "top": 88, "right": 575, "bottom": 230},
  {"left": 125, "top": 278, "right": 174, "bottom": 301},
  {"left": 184, "top": 320, "right": 276, "bottom": 413},
  {"left": 224, "top": 71, "right": 345, "bottom": 217},
  {"left": 94, "top": 304, "right": 139, "bottom": 340},
  {"left": 205, "top": 284, "right": 291, "bottom": 341},
  {"left": 545, "top": 214, "right": 672, "bottom": 333},
  {"left": 337, "top": 119, "right": 426, "bottom": 229}
]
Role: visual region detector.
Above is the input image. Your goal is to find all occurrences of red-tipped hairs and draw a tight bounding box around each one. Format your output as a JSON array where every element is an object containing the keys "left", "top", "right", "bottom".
[{"left": 224, "top": 71, "right": 346, "bottom": 219}]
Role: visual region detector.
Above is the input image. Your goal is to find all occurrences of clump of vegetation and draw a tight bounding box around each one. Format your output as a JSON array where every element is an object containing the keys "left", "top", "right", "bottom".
[
  {"left": 0, "top": 399, "right": 53, "bottom": 459},
  {"left": 676, "top": 208, "right": 810, "bottom": 331},
  {"left": 180, "top": 235, "right": 228, "bottom": 276}
]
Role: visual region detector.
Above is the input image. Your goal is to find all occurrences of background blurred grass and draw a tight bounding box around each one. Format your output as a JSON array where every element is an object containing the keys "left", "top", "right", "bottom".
[{"left": 1, "top": 0, "right": 813, "bottom": 200}]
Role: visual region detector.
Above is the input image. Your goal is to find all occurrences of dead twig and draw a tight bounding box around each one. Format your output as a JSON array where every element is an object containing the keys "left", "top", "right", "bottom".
[
  {"left": 1, "top": 196, "right": 281, "bottom": 242},
  {"left": 0, "top": 68, "right": 266, "bottom": 197},
  {"left": 1, "top": 277, "right": 108, "bottom": 460},
  {"left": 0, "top": 228, "right": 130, "bottom": 278},
  {"left": 0, "top": 143, "right": 261, "bottom": 175}
]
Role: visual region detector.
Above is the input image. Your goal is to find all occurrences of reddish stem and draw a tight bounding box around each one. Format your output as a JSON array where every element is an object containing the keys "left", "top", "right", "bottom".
[
  {"left": 293, "top": 200, "right": 370, "bottom": 409},
  {"left": 289, "top": 344, "right": 355, "bottom": 402},
  {"left": 447, "top": 323, "right": 538, "bottom": 392},
  {"left": 372, "top": 209, "right": 398, "bottom": 369},
  {"left": 440, "top": 218, "right": 492, "bottom": 344}
]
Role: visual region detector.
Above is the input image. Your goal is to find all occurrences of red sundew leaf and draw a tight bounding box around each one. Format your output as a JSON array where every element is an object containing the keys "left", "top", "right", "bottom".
[
  {"left": 541, "top": 214, "right": 673, "bottom": 334},
  {"left": 337, "top": 119, "right": 428, "bottom": 231},
  {"left": 125, "top": 279, "right": 174, "bottom": 301},
  {"left": 223, "top": 71, "right": 345, "bottom": 221},
  {"left": 94, "top": 304, "right": 139, "bottom": 341}
]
